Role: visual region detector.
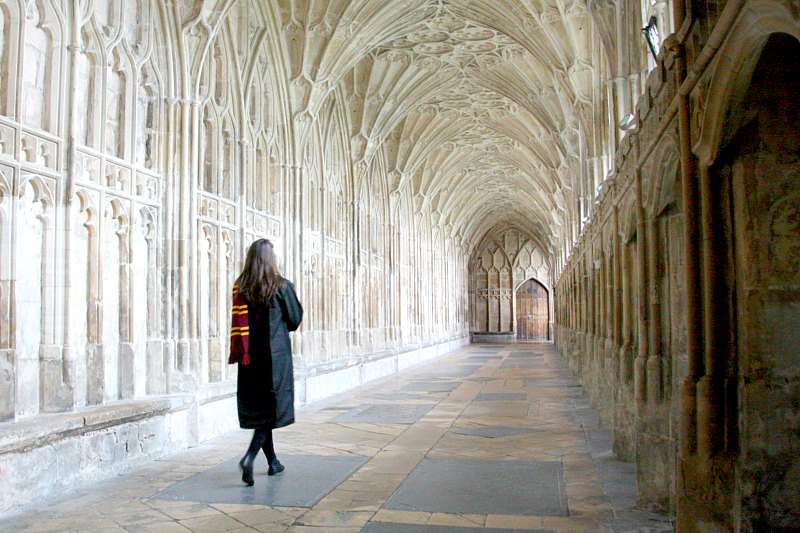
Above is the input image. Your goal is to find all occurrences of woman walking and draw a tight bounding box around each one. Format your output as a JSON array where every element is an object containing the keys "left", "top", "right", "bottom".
[{"left": 229, "top": 239, "right": 303, "bottom": 486}]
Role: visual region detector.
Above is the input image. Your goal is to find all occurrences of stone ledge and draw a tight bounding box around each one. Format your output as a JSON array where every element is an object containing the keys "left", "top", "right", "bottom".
[{"left": 0, "top": 396, "right": 193, "bottom": 456}]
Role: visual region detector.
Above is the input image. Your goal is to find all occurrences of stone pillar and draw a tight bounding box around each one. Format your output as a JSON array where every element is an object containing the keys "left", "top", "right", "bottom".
[
  {"left": 698, "top": 163, "right": 725, "bottom": 460},
  {"left": 634, "top": 170, "right": 648, "bottom": 406},
  {"left": 605, "top": 246, "right": 615, "bottom": 374},
  {"left": 291, "top": 163, "right": 303, "bottom": 359},
  {"left": 58, "top": 4, "right": 82, "bottom": 412},
  {"left": 573, "top": 270, "right": 578, "bottom": 332},
  {"left": 117, "top": 219, "right": 134, "bottom": 400},
  {"left": 160, "top": 95, "right": 176, "bottom": 392},
  {"left": 586, "top": 249, "right": 593, "bottom": 352},
  {"left": 647, "top": 216, "right": 662, "bottom": 403},
  {"left": 678, "top": 121, "right": 701, "bottom": 454},
  {"left": 621, "top": 242, "right": 634, "bottom": 383},
  {"left": 174, "top": 98, "right": 200, "bottom": 381}
]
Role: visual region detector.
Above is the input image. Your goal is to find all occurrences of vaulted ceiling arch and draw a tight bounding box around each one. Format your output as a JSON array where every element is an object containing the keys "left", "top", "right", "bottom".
[{"left": 275, "top": 0, "right": 613, "bottom": 263}]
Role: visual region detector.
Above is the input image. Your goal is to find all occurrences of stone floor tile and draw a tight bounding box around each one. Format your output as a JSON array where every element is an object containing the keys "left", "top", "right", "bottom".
[
  {"left": 539, "top": 515, "right": 604, "bottom": 532},
  {"left": 334, "top": 404, "right": 436, "bottom": 424},
  {"left": 225, "top": 507, "right": 298, "bottom": 528},
  {"left": 111, "top": 508, "right": 173, "bottom": 527},
  {"left": 122, "top": 521, "right": 192, "bottom": 533},
  {"left": 178, "top": 513, "right": 247, "bottom": 532},
  {"left": 283, "top": 527, "right": 361, "bottom": 533},
  {"left": 11, "top": 518, "right": 104, "bottom": 533},
  {"left": 209, "top": 503, "right": 272, "bottom": 513},
  {"left": 146, "top": 500, "right": 223, "bottom": 520},
  {"left": 371, "top": 509, "right": 432, "bottom": 524},
  {"left": 449, "top": 425, "right": 537, "bottom": 438},
  {"left": 151, "top": 454, "right": 369, "bottom": 508},
  {"left": 427, "top": 512, "right": 486, "bottom": 527},
  {"left": 485, "top": 514, "right": 545, "bottom": 529},
  {"left": 385, "top": 457, "right": 567, "bottom": 516},
  {"left": 363, "top": 523, "right": 550, "bottom": 533},
  {"left": 294, "top": 509, "right": 374, "bottom": 527},
  {"left": 474, "top": 392, "right": 528, "bottom": 401},
  {"left": 402, "top": 381, "right": 461, "bottom": 393}
]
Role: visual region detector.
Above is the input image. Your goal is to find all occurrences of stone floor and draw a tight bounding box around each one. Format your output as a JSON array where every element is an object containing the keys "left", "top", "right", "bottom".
[{"left": 0, "top": 344, "right": 674, "bottom": 532}]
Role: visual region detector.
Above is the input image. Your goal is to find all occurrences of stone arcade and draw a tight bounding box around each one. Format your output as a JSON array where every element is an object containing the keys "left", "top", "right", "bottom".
[{"left": 0, "top": 1, "right": 798, "bottom": 531}]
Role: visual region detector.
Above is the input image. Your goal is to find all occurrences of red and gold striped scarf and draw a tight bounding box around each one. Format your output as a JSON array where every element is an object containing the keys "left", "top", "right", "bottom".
[{"left": 228, "top": 283, "right": 251, "bottom": 365}]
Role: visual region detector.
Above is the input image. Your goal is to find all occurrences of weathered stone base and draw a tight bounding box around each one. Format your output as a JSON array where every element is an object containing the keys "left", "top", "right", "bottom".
[
  {"left": 0, "top": 336, "right": 468, "bottom": 516},
  {"left": 554, "top": 325, "right": 677, "bottom": 514}
]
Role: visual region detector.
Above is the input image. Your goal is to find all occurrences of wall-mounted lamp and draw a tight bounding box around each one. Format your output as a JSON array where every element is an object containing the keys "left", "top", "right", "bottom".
[
  {"left": 619, "top": 113, "right": 637, "bottom": 131},
  {"left": 642, "top": 16, "right": 661, "bottom": 61}
]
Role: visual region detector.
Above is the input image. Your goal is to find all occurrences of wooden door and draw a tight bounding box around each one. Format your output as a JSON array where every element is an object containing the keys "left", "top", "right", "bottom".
[{"left": 515, "top": 279, "right": 549, "bottom": 341}]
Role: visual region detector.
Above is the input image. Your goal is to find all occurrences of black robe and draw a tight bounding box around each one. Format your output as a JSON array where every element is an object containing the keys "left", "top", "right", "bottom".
[{"left": 237, "top": 280, "right": 303, "bottom": 429}]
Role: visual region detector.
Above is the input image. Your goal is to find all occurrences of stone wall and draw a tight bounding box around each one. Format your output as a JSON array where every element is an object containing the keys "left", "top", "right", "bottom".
[{"left": 553, "top": 2, "right": 800, "bottom": 530}]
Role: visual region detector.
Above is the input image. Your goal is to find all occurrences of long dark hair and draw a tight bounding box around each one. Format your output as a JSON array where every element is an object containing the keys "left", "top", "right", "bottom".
[{"left": 236, "top": 239, "right": 284, "bottom": 304}]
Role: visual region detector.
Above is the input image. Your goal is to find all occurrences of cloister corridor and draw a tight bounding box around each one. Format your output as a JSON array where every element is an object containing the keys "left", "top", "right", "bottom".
[
  {"left": 0, "top": 344, "right": 674, "bottom": 533},
  {"left": 1, "top": 0, "right": 799, "bottom": 531}
]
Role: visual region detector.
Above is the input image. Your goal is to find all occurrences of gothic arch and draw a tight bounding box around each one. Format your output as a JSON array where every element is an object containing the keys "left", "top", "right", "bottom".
[
  {"left": 692, "top": 1, "right": 800, "bottom": 165},
  {"left": 20, "top": 0, "right": 64, "bottom": 133},
  {"left": 0, "top": 1, "right": 21, "bottom": 118},
  {"left": 647, "top": 136, "right": 681, "bottom": 217}
]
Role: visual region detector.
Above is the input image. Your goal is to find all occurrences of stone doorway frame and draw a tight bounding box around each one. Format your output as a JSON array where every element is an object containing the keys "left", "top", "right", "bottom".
[{"left": 512, "top": 277, "right": 551, "bottom": 342}]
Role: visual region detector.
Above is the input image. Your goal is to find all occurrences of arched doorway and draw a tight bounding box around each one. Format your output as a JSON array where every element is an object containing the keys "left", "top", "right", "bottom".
[{"left": 515, "top": 278, "right": 549, "bottom": 341}]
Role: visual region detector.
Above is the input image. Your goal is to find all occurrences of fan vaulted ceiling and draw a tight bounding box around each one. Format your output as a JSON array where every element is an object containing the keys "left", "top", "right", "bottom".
[{"left": 279, "top": 0, "right": 595, "bottom": 255}]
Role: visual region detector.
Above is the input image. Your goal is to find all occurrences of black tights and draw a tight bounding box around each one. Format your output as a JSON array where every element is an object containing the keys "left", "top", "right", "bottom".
[{"left": 244, "top": 427, "right": 277, "bottom": 464}]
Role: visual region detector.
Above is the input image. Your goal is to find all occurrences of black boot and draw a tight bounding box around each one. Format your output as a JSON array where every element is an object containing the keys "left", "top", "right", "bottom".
[
  {"left": 240, "top": 428, "right": 268, "bottom": 486},
  {"left": 239, "top": 456, "right": 254, "bottom": 486},
  {"left": 262, "top": 429, "right": 284, "bottom": 475},
  {"left": 268, "top": 460, "right": 285, "bottom": 476}
]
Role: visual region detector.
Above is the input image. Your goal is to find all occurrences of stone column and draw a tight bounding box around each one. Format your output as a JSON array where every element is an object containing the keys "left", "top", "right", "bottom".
[
  {"left": 698, "top": 163, "right": 725, "bottom": 460},
  {"left": 161, "top": 96, "right": 178, "bottom": 393},
  {"left": 581, "top": 260, "right": 587, "bottom": 336},
  {"left": 647, "top": 216, "right": 662, "bottom": 403},
  {"left": 55, "top": 1, "right": 83, "bottom": 412},
  {"left": 597, "top": 252, "right": 603, "bottom": 349},
  {"left": 118, "top": 218, "right": 135, "bottom": 399},
  {"left": 291, "top": 163, "right": 303, "bottom": 359},
  {"left": 174, "top": 98, "right": 201, "bottom": 380},
  {"left": 613, "top": 208, "right": 624, "bottom": 384},
  {"left": 598, "top": 249, "right": 606, "bottom": 369},
  {"left": 674, "top": 37, "right": 701, "bottom": 456},
  {"left": 634, "top": 170, "right": 648, "bottom": 406},
  {"left": 613, "top": 0, "right": 631, "bottom": 127},
  {"left": 573, "top": 270, "right": 578, "bottom": 332},
  {"left": 621, "top": 241, "right": 634, "bottom": 383},
  {"left": 587, "top": 253, "right": 594, "bottom": 369},
  {"left": 607, "top": 249, "right": 613, "bottom": 333}
]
